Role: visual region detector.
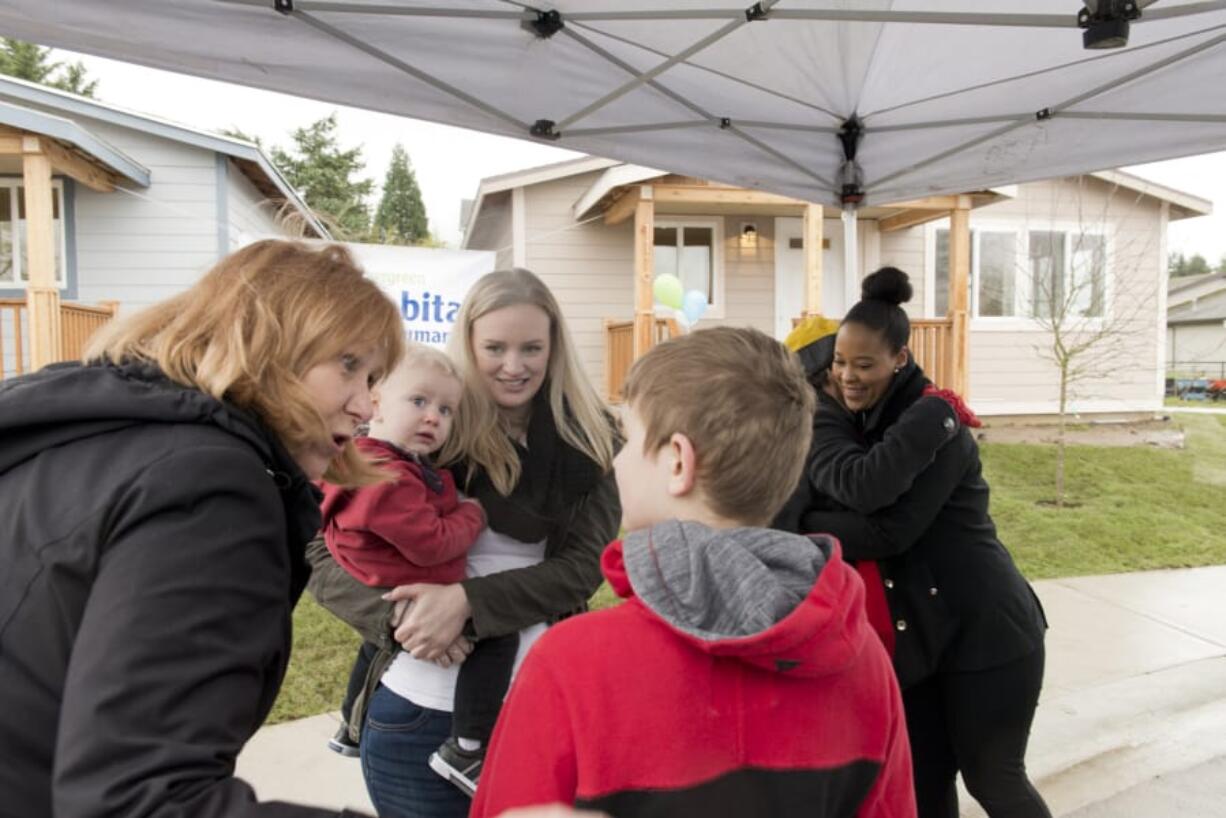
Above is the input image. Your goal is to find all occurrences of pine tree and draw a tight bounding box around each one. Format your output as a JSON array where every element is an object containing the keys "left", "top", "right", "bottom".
[
  {"left": 0, "top": 39, "right": 98, "bottom": 97},
  {"left": 269, "top": 113, "right": 373, "bottom": 239},
  {"left": 372, "top": 144, "right": 429, "bottom": 245}
]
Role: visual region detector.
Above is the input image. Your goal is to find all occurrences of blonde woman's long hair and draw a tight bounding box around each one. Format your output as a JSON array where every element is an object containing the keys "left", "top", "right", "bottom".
[
  {"left": 85, "top": 239, "right": 405, "bottom": 487},
  {"left": 441, "top": 268, "right": 614, "bottom": 495}
]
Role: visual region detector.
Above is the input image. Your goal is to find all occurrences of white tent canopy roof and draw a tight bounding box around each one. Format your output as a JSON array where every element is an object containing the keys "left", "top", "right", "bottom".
[{"left": 3, "top": 0, "right": 1226, "bottom": 206}]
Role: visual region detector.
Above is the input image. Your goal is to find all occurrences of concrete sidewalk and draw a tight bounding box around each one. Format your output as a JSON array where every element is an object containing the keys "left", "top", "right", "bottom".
[{"left": 238, "top": 565, "right": 1226, "bottom": 816}]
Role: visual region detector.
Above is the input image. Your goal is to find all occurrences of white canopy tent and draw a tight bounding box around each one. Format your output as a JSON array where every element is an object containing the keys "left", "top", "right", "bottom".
[
  {"left": 3, "top": 1, "right": 1225, "bottom": 205},
  {"left": 3, "top": 0, "right": 1225, "bottom": 379}
]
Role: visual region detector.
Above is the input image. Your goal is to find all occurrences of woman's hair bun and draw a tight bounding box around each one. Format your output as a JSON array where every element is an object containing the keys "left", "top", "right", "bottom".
[{"left": 861, "top": 266, "right": 913, "bottom": 306}]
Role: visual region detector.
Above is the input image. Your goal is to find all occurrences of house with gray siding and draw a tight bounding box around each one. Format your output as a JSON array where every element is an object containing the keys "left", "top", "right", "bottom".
[
  {"left": 0, "top": 74, "right": 324, "bottom": 377},
  {"left": 1167, "top": 272, "right": 1226, "bottom": 378},
  {"left": 462, "top": 157, "right": 1209, "bottom": 418}
]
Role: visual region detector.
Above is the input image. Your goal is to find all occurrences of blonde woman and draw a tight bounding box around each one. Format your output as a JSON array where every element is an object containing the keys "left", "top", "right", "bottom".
[
  {"left": 310, "top": 268, "right": 619, "bottom": 818},
  {"left": 0, "top": 240, "right": 403, "bottom": 817}
]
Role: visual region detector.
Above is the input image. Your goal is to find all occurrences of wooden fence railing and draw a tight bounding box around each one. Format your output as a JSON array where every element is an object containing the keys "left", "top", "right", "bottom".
[
  {"left": 908, "top": 318, "right": 955, "bottom": 389},
  {"left": 1, "top": 298, "right": 119, "bottom": 379},
  {"left": 604, "top": 317, "right": 681, "bottom": 402}
]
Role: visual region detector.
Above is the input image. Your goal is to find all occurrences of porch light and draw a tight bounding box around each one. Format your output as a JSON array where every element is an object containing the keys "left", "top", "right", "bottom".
[
  {"left": 1078, "top": 0, "right": 1141, "bottom": 50},
  {"left": 740, "top": 222, "right": 758, "bottom": 248}
]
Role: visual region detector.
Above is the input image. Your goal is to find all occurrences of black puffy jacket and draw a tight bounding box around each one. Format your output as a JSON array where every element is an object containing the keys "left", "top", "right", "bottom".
[
  {"left": 777, "top": 342, "right": 1045, "bottom": 688},
  {"left": 0, "top": 361, "right": 365, "bottom": 818}
]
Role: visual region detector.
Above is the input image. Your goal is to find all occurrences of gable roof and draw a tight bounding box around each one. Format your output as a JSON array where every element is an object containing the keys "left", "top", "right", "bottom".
[
  {"left": 0, "top": 100, "right": 150, "bottom": 187},
  {"left": 0, "top": 74, "right": 327, "bottom": 238},
  {"left": 1169, "top": 271, "right": 1226, "bottom": 296},
  {"left": 463, "top": 155, "right": 1212, "bottom": 248},
  {"left": 1167, "top": 300, "right": 1226, "bottom": 327}
]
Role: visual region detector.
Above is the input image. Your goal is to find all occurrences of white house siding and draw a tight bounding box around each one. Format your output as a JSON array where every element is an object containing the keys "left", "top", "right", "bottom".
[
  {"left": 226, "top": 162, "right": 284, "bottom": 249},
  {"left": 55, "top": 117, "right": 220, "bottom": 315},
  {"left": 522, "top": 172, "right": 633, "bottom": 390},
  {"left": 717, "top": 215, "right": 776, "bottom": 337},
  {"left": 957, "top": 178, "right": 1164, "bottom": 415},
  {"left": 878, "top": 225, "right": 929, "bottom": 318},
  {"left": 1167, "top": 324, "right": 1226, "bottom": 374}
]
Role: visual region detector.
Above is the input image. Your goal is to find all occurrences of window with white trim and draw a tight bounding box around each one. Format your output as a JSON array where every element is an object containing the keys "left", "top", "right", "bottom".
[
  {"left": 0, "top": 179, "right": 68, "bottom": 289},
  {"left": 653, "top": 218, "right": 723, "bottom": 310},
  {"left": 933, "top": 226, "right": 1105, "bottom": 319}
]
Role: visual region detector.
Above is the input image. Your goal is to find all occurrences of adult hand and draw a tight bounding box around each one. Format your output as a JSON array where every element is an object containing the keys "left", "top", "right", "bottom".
[
  {"left": 431, "top": 635, "right": 474, "bottom": 669},
  {"left": 495, "top": 806, "right": 611, "bottom": 818},
  {"left": 383, "top": 583, "right": 472, "bottom": 661}
]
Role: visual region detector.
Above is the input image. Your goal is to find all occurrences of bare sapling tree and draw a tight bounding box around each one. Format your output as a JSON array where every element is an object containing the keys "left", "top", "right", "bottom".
[{"left": 1025, "top": 177, "right": 1160, "bottom": 507}]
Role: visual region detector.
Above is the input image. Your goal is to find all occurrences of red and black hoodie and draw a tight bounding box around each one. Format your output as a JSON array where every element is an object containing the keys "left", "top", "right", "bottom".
[{"left": 472, "top": 520, "right": 916, "bottom": 818}]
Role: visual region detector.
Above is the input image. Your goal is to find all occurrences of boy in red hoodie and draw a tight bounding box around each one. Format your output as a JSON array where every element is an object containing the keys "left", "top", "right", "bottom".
[
  {"left": 319, "top": 344, "right": 509, "bottom": 793},
  {"left": 472, "top": 327, "right": 916, "bottom": 818}
]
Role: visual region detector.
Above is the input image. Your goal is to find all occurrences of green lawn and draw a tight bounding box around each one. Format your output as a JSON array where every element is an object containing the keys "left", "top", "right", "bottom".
[{"left": 271, "top": 414, "right": 1226, "bottom": 724}]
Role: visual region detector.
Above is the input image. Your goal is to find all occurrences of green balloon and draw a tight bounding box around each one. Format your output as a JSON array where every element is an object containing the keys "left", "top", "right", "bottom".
[{"left": 653, "top": 274, "right": 684, "bottom": 309}]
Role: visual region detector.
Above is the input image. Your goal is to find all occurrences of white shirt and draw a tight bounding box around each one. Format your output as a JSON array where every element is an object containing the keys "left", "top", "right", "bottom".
[{"left": 380, "top": 527, "right": 548, "bottom": 712}]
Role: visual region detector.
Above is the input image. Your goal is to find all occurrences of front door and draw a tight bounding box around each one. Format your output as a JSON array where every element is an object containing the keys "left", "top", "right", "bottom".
[{"left": 773, "top": 216, "right": 845, "bottom": 340}]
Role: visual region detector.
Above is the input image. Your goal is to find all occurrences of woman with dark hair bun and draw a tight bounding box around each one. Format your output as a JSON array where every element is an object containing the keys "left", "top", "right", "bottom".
[{"left": 777, "top": 267, "right": 1050, "bottom": 818}]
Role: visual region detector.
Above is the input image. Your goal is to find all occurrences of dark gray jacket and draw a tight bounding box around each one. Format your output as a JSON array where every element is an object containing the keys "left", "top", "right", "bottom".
[{"left": 0, "top": 362, "right": 364, "bottom": 818}]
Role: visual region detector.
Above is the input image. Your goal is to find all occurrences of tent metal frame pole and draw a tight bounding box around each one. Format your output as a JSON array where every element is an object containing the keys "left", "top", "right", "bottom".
[
  {"left": 869, "top": 29, "right": 1226, "bottom": 193},
  {"left": 555, "top": 0, "right": 782, "bottom": 131},
  {"left": 726, "top": 124, "right": 836, "bottom": 188},
  {"left": 561, "top": 8, "right": 832, "bottom": 188},
  {"left": 568, "top": 20, "right": 842, "bottom": 121},
  {"left": 287, "top": 10, "right": 530, "bottom": 131},
  {"left": 864, "top": 22, "right": 1226, "bottom": 120},
  {"left": 560, "top": 25, "right": 721, "bottom": 122},
  {"left": 841, "top": 205, "right": 859, "bottom": 309},
  {"left": 565, "top": 121, "right": 711, "bottom": 137}
]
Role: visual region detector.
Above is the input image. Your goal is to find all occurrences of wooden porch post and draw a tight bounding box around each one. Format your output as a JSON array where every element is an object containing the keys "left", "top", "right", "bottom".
[
  {"left": 632, "top": 186, "right": 655, "bottom": 359},
  {"left": 948, "top": 196, "right": 972, "bottom": 396},
  {"left": 22, "top": 136, "right": 62, "bottom": 370},
  {"left": 802, "top": 203, "right": 823, "bottom": 316}
]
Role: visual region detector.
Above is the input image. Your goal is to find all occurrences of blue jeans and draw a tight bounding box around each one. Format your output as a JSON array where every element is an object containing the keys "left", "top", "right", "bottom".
[{"left": 361, "top": 685, "right": 470, "bottom": 818}]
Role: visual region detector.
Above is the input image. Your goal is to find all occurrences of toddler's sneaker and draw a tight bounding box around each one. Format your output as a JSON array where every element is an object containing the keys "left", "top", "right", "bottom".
[
  {"left": 326, "top": 722, "right": 360, "bottom": 758},
  {"left": 428, "top": 737, "right": 483, "bottom": 797}
]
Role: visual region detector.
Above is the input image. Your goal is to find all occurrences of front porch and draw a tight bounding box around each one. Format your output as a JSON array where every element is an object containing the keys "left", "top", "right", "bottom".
[
  {"left": 0, "top": 117, "right": 143, "bottom": 376},
  {"left": 599, "top": 177, "right": 982, "bottom": 401}
]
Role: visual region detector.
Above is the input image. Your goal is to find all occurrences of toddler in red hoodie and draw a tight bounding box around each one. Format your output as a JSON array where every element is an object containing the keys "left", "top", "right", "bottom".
[
  {"left": 320, "top": 343, "right": 514, "bottom": 794},
  {"left": 473, "top": 327, "right": 916, "bottom": 818}
]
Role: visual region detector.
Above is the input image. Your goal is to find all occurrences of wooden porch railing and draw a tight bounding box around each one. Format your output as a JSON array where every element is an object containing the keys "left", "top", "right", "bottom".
[
  {"left": 908, "top": 318, "right": 954, "bottom": 389},
  {"left": 604, "top": 316, "right": 681, "bottom": 402},
  {"left": 1, "top": 299, "right": 119, "bottom": 379}
]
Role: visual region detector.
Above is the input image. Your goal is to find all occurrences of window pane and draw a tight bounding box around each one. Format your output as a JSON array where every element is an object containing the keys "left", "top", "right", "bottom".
[
  {"left": 1029, "top": 231, "right": 1065, "bottom": 319},
  {"left": 653, "top": 227, "right": 678, "bottom": 278},
  {"left": 1069, "top": 234, "right": 1105, "bottom": 318},
  {"left": 935, "top": 229, "right": 975, "bottom": 317},
  {"left": 0, "top": 191, "right": 12, "bottom": 284},
  {"left": 935, "top": 230, "right": 950, "bottom": 316},
  {"left": 680, "top": 227, "right": 713, "bottom": 302},
  {"left": 979, "top": 232, "right": 1018, "bottom": 317}
]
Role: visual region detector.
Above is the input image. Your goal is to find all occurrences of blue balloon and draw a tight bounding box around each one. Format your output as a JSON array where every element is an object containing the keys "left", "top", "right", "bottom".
[{"left": 682, "top": 289, "right": 708, "bottom": 325}]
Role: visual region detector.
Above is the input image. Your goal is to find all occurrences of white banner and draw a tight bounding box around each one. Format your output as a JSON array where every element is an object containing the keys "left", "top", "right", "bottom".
[{"left": 345, "top": 243, "right": 495, "bottom": 349}]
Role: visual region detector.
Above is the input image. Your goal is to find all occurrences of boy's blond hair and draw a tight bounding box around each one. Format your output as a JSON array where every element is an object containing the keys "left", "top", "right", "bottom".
[
  {"left": 85, "top": 239, "right": 404, "bottom": 487},
  {"left": 623, "top": 326, "right": 815, "bottom": 526}
]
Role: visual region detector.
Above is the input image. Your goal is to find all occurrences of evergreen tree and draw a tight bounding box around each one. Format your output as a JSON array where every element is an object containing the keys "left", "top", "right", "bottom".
[
  {"left": 1185, "top": 253, "right": 1211, "bottom": 277},
  {"left": 0, "top": 39, "right": 98, "bottom": 97},
  {"left": 218, "top": 126, "right": 264, "bottom": 147},
  {"left": 372, "top": 144, "right": 429, "bottom": 244},
  {"left": 269, "top": 113, "right": 373, "bottom": 239}
]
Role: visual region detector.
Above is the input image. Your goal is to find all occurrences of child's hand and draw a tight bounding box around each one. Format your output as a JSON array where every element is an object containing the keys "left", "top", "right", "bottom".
[{"left": 431, "top": 636, "right": 473, "bottom": 669}]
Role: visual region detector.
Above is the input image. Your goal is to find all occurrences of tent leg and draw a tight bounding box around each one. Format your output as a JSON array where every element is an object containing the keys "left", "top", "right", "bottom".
[{"left": 842, "top": 204, "right": 859, "bottom": 311}]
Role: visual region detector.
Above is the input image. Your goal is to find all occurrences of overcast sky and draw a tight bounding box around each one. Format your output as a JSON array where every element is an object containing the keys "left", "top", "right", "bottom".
[{"left": 54, "top": 49, "right": 1226, "bottom": 261}]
